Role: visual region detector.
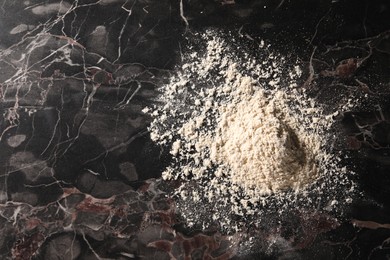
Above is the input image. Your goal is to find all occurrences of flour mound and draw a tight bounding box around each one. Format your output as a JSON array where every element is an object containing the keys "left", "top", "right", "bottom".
[
  {"left": 146, "top": 30, "right": 356, "bottom": 232},
  {"left": 210, "top": 89, "right": 318, "bottom": 194}
]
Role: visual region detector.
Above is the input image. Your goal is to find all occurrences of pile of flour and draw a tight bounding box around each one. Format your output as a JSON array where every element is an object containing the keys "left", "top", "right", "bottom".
[{"left": 145, "top": 30, "right": 356, "bottom": 230}]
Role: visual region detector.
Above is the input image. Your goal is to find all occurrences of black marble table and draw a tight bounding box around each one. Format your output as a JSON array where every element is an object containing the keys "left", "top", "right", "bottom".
[{"left": 0, "top": 0, "right": 389, "bottom": 259}]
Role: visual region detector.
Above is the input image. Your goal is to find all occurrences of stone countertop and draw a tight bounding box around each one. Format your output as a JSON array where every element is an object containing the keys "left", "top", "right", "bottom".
[{"left": 0, "top": 0, "right": 389, "bottom": 259}]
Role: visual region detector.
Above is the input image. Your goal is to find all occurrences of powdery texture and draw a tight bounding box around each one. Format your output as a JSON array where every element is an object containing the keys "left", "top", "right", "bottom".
[
  {"left": 146, "top": 30, "right": 356, "bottom": 231},
  {"left": 208, "top": 88, "right": 319, "bottom": 194}
]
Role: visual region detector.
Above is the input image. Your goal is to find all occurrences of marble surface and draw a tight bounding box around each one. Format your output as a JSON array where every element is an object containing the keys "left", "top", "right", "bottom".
[{"left": 0, "top": 0, "right": 389, "bottom": 259}]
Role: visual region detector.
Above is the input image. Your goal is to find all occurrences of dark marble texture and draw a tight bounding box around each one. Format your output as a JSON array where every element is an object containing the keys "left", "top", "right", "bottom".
[{"left": 0, "top": 0, "right": 389, "bottom": 259}]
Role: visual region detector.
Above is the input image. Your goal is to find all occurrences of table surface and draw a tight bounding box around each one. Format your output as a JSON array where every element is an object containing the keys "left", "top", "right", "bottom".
[{"left": 0, "top": 0, "right": 389, "bottom": 259}]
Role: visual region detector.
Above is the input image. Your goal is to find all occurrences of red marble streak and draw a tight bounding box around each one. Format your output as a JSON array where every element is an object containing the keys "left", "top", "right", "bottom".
[
  {"left": 148, "top": 231, "right": 234, "bottom": 259},
  {"left": 11, "top": 233, "right": 45, "bottom": 260},
  {"left": 320, "top": 58, "right": 360, "bottom": 79},
  {"left": 138, "top": 182, "right": 151, "bottom": 193},
  {"left": 294, "top": 212, "right": 340, "bottom": 249},
  {"left": 182, "top": 239, "right": 192, "bottom": 256},
  {"left": 113, "top": 206, "right": 127, "bottom": 218},
  {"left": 335, "top": 58, "right": 358, "bottom": 78},
  {"left": 75, "top": 197, "right": 113, "bottom": 214},
  {"left": 346, "top": 136, "right": 362, "bottom": 150},
  {"left": 25, "top": 218, "right": 42, "bottom": 231},
  {"left": 156, "top": 211, "right": 176, "bottom": 225},
  {"left": 52, "top": 35, "right": 86, "bottom": 49},
  {"left": 61, "top": 187, "right": 80, "bottom": 197},
  {"left": 148, "top": 240, "right": 172, "bottom": 252}
]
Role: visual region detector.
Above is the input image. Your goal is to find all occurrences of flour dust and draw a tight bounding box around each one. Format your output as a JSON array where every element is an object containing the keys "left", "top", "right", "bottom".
[{"left": 144, "top": 29, "right": 358, "bottom": 234}]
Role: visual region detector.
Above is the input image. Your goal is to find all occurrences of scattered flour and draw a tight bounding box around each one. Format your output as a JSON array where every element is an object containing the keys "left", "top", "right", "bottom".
[{"left": 146, "top": 30, "right": 356, "bottom": 231}]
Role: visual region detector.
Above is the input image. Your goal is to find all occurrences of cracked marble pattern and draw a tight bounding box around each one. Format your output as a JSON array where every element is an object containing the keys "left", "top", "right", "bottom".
[{"left": 0, "top": 0, "right": 390, "bottom": 259}]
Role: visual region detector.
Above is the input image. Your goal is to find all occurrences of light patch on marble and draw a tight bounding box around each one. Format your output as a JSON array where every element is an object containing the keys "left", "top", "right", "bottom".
[
  {"left": 43, "top": 234, "right": 81, "bottom": 260},
  {"left": 7, "top": 134, "right": 27, "bottom": 147},
  {"left": 87, "top": 25, "right": 115, "bottom": 58},
  {"left": 79, "top": 112, "right": 137, "bottom": 149},
  {"left": 127, "top": 117, "right": 144, "bottom": 129},
  {"left": 11, "top": 192, "right": 39, "bottom": 206},
  {"left": 77, "top": 172, "right": 133, "bottom": 198},
  {"left": 9, "top": 151, "right": 53, "bottom": 181},
  {"left": 119, "top": 162, "right": 138, "bottom": 181},
  {"left": 9, "top": 24, "right": 36, "bottom": 35},
  {"left": 31, "top": 2, "right": 72, "bottom": 16},
  {"left": 0, "top": 191, "right": 7, "bottom": 203},
  {"left": 98, "top": 0, "right": 127, "bottom": 5}
]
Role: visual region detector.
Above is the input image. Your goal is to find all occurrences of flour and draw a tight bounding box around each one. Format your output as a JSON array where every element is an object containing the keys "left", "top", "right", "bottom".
[
  {"left": 207, "top": 87, "right": 319, "bottom": 194},
  {"left": 146, "top": 30, "right": 357, "bottom": 231}
]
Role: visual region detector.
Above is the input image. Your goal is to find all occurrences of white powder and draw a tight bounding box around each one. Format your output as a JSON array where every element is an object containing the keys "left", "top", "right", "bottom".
[
  {"left": 207, "top": 87, "right": 320, "bottom": 194},
  {"left": 146, "top": 30, "right": 357, "bottom": 232}
]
